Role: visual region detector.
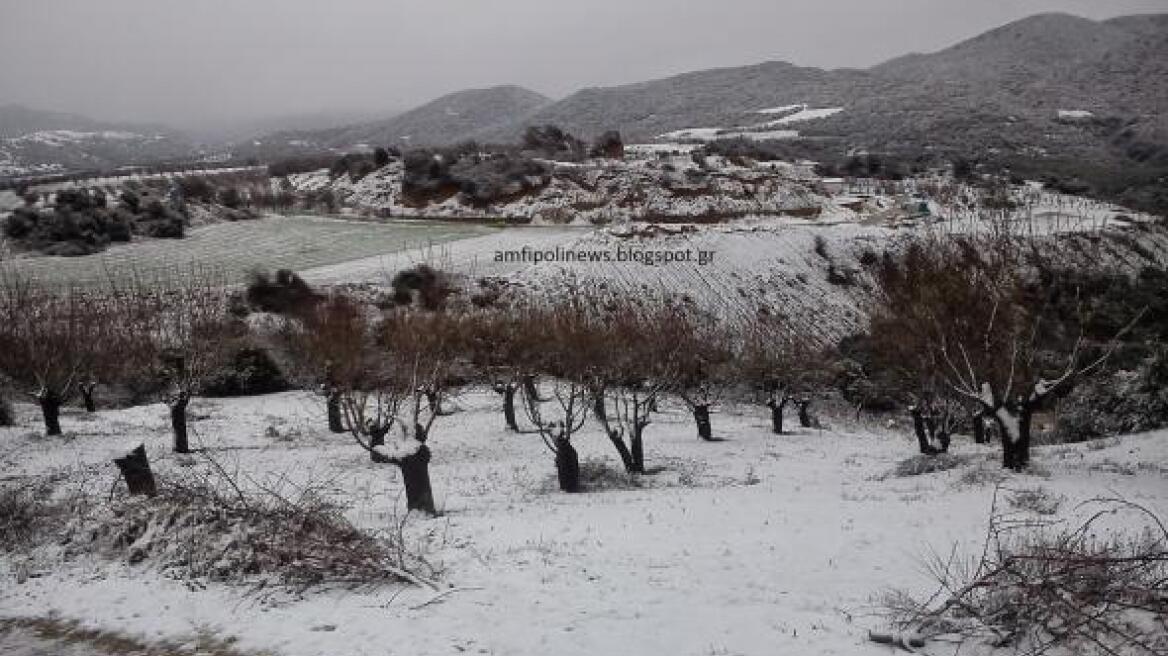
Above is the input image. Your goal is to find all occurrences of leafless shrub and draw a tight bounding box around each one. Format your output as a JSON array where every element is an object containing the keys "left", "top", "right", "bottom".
[
  {"left": 958, "top": 461, "right": 1010, "bottom": 487},
  {"left": 875, "top": 491, "right": 1168, "bottom": 655},
  {"left": 0, "top": 478, "right": 71, "bottom": 551}
]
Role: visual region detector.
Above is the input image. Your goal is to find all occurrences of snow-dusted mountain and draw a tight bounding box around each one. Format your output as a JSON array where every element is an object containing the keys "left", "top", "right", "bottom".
[{"left": 483, "top": 13, "right": 1167, "bottom": 152}]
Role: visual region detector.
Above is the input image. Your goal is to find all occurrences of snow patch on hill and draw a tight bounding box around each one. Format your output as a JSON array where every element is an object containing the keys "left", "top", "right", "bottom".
[
  {"left": 655, "top": 107, "right": 843, "bottom": 142},
  {"left": 759, "top": 106, "right": 843, "bottom": 126},
  {"left": 10, "top": 130, "right": 151, "bottom": 147}
]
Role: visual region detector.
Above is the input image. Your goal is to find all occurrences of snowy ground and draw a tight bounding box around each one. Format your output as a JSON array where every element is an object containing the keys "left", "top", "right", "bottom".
[{"left": 2, "top": 391, "right": 1165, "bottom": 656}]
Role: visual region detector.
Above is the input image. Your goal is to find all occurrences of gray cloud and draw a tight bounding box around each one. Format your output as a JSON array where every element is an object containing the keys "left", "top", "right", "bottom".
[{"left": 1, "top": 0, "right": 1163, "bottom": 131}]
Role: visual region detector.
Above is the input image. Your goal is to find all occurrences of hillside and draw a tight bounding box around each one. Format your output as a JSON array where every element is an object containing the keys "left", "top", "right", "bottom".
[
  {"left": 0, "top": 105, "right": 198, "bottom": 179},
  {"left": 492, "top": 12, "right": 1167, "bottom": 151}
]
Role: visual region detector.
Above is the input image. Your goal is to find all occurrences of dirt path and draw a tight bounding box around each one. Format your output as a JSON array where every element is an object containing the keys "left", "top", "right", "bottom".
[{"left": 0, "top": 618, "right": 267, "bottom": 656}]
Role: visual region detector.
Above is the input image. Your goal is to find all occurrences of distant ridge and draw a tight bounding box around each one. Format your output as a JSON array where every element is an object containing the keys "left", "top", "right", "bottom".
[{"left": 245, "top": 85, "right": 551, "bottom": 157}]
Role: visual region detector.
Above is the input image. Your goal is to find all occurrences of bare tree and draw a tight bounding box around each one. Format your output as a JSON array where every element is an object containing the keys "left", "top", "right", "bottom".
[
  {"left": 521, "top": 375, "right": 590, "bottom": 493},
  {"left": 467, "top": 310, "right": 541, "bottom": 433},
  {"left": 112, "top": 274, "right": 234, "bottom": 454},
  {"left": 871, "top": 236, "right": 1141, "bottom": 470},
  {"left": 516, "top": 301, "right": 600, "bottom": 491},
  {"left": 293, "top": 296, "right": 469, "bottom": 515},
  {"left": 372, "top": 308, "right": 472, "bottom": 514},
  {"left": 0, "top": 273, "right": 117, "bottom": 435},
  {"left": 283, "top": 293, "right": 369, "bottom": 434},
  {"left": 669, "top": 307, "right": 735, "bottom": 441},
  {"left": 740, "top": 318, "right": 822, "bottom": 435},
  {"left": 588, "top": 299, "right": 688, "bottom": 473}
]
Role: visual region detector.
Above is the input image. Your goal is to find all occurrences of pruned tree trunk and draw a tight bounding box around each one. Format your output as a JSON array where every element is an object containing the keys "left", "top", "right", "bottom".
[
  {"left": 501, "top": 384, "right": 518, "bottom": 432},
  {"left": 0, "top": 393, "right": 13, "bottom": 427},
  {"left": 911, "top": 407, "right": 937, "bottom": 455},
  {"left": 522, "top": 376, "right": 543, "bottom": 403},
  {"left": 326, "top": 389, "right": 344, "bottom": 433},
  {"left": 170, "top": 395, "right": 190, "bottom": 453},
  {"left": 554, "top": 436, "right": 580, "bottom": 492},
  {"left": 426, "top": 391, "right": 451, "bottom": 417},
  {"left": 38, "top": 392, "right": 62, "bottom": 436},
  {"left": 398, "top": 445, "right": 436, "bottom": 515},
  {"left": 593, "top": 394, "right": 607, "bottom": 422},
  {"left": 692, "top": 404, "right": 713, "bottom": 441},
  {"left": 80, "top": 383, "right": 97, "bottom": 413},
  {"left": 972, "top": 412, "right": 987, "bottom": 444},
  {"left": 606, "top": 429, "right": 636, "bottom": 473},
  {"left": 630, "top": 424, "right": 646, "bottom": 474},
  {"left": 767, "top": 399, "right": 786, "bottom": 434},
  {"left": 113, "top": 444, "right": 157, "bottom": 496},
  {"left": 369, "top": 424, "right": 389, "bottom": 461},
  {"left": 798, "top": 400, "right": 814, "bottom": 428},
  {"left": 995, "top": 405, "right": 1032, "bottom": 471}
]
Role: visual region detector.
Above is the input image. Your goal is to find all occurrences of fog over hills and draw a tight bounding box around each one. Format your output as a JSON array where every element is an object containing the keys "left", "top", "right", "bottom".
[
  {"left": 236, "top": 86, "right": 551, "bottom": 160},
  {"left": 0, "top": 104, "right": 196, "bottom": 176}
]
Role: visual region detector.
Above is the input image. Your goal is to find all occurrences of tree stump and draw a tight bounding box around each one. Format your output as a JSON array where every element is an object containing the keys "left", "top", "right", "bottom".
[
  {"left": 326, "top": 390, "right": 345, "bottom": 433},
  {"left": 692, "top": 404, "right": 713, "bottom": 441},
  {"left": 113, "top": 445, "right": 157, "bottom": 496}
]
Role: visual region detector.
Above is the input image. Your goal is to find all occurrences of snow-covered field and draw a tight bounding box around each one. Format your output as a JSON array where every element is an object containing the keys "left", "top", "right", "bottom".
[
  {"left": 2, "top": 390, "right": 1164, "bottom": 656},
  {"left": 0, "top": 215, "right": 494, "bottom": 289}
]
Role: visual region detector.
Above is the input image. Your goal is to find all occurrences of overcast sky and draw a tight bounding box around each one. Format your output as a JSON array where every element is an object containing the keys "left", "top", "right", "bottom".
[{"left": 1, "top": 0, "right": 1164, "bottom": 131}]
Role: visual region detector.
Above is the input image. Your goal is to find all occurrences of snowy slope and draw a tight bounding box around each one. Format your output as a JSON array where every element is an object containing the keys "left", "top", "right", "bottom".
[{"left": 284, "top": 155, "right": 829, "bottom": 224}]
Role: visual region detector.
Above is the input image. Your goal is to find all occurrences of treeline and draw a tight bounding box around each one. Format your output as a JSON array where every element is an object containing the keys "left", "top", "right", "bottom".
[
  {"left": 3, "top": 173, "right": 270, "bottom": 256},
  {"left": 4, "top": 187, "right": 185, "bottom": 256},
  {"left": 4, "top": 230, "right": 1162, "bottom": 510},
  {"left": 0, "top": 266, "right": 827, "bottom": 512}
]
